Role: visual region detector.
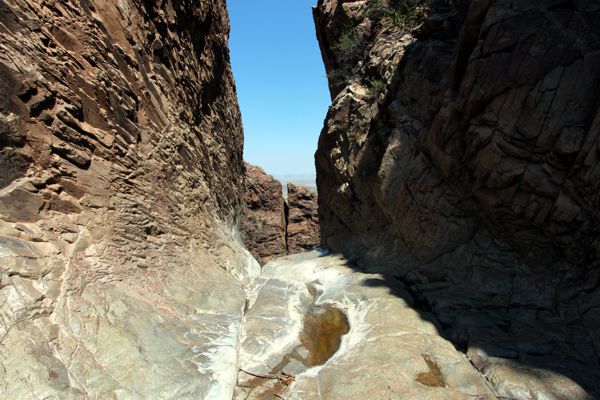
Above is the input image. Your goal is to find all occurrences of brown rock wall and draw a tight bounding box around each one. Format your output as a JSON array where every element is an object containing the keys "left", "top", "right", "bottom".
[
  {"left": 0, "top": 1, "right": 255, "bottom": 397},
  {"left": 241, "top": 163, "right": 287, "bottom": 264},
  {"left": 287, "top": 182, "right": 320, "bottom": 253},
  {"left": 241, "top": 164, "right": 320, "bottom": 264},
  {"left": 314, "top": 0, "right": 600, "bottom": 396}
]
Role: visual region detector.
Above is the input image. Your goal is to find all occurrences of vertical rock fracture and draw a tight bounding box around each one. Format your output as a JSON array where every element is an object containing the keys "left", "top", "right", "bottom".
[{"left": 242, "top": 163, "right": 320, "bottom": 264}]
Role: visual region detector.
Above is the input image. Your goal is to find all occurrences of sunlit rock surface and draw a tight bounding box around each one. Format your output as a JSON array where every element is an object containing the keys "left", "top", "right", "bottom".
[
  {"left": 0, "top": 0, "right": 256, "bottom": 398},
  {"left": 241, "top": 164, "right": 321, "bottom": 264},
  {"left": 286, "top": 183, "right": 320, "bottom": 253},
  {"left": 236, "top": 251, "right": 498, "bottom": 400},
  {"left": 241, "top": 163, "right": 287, "bottom": 264}
]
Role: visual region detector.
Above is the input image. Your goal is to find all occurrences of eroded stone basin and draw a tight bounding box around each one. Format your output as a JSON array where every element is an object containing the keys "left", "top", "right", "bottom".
[
  {"left": 301, "top": 304, "right": 350, "bottom": 367},
  {"left": 234, "top": 251, "right": 499, "bottom": 400},
  {"left": 233, "top": 251, "right": 593, "bottom": 400},
  {"left": 237, "top": 302, "right": 350, "bottom": 399}
]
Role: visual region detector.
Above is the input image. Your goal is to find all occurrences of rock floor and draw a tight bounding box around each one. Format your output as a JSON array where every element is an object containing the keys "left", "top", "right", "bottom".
[
  {"left": 233, "top": 251, "right": 594, "bottom": 400},
  {"left": 2, "top": 241, "right": 593, "bottom": 399}
]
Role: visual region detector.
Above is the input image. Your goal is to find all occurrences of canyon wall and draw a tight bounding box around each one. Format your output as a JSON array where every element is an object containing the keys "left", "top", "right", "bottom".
[
  {"left": 314, "top": 0, "right": 600, "bottom": 396},
  {"left": 241, "top": 163, "right": 287, "bottom": 264},
  {"left": 0, "top": 1, "right": 259, "bottom": 398},
  {"left": 286, "top": 182, "right": 320, "bottom": 253},
  {"left": 242, "top": 163, "right": 320, "bottom": 264}
]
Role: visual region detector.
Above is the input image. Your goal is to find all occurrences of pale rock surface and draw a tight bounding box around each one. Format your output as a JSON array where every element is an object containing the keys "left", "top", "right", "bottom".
[
  {"left": 235, "top": 252, "right": 498, "bottom": 400},
  {"left": 0, "top": 0, "right": 258, "bottom": 398},
  {"left": 313, "top": 0, "right": 600, "bottom": 397}
]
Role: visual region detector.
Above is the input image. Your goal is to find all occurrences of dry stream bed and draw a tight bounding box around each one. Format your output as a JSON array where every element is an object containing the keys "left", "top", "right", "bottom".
[{"left": 232, "top": 251, "right": 502, "bottom": 400}]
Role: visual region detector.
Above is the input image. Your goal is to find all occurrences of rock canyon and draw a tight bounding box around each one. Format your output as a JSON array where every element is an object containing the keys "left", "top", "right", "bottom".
[
  {"left": 1, "top": 0, "right": 599, "bottom": 399},
  {"left": 241, "top": 163, "right": 320, "bottom": 265}
]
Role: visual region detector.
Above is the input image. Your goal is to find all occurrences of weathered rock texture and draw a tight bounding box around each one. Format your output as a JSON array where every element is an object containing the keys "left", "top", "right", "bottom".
[
  {"left": 314, "top": 0, "right": 600, "bottom": 397},
  {"left": 286, "top": 182, "right": 320, "bottom": 253},
  {"left": 242, "top": 163, "right": 320, "bottom": 264},
  {"left": 241, "top": 163, "right": 287, "bottom": 264},
  {"left": 235, "top": 251, "right": 504, "bottom": 400},
  {"left": 0, "top": 1, "right": 259, "bottom": 398}
]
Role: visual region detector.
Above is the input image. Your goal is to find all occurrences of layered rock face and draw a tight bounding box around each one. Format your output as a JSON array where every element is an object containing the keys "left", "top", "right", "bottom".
[
  {"left": 286, "top": 182, "right": 320, "bottom": 253},
  {"left": 315, "top": 0, "right": 600, "bottom": 397},
  {"left": 242, "top": 164, "right": 320, "bottom": 264},
  {"left": 242, "top": 163, "right": 287, "bottom": 264},
  {"left": 0, "top": 1, "right": 259, "bottom": 398}
]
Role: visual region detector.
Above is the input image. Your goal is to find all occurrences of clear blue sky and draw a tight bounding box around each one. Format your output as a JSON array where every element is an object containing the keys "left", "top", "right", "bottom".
[{"left": 228, "top": 0, "right": 330, "bottom": 178}]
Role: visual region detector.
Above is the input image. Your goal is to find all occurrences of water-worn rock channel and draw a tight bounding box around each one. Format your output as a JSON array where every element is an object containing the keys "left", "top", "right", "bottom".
[
  {"left": 232, "top": 251, "right": 500, "bottom": 399},
  {"left": 2, "top": 0, "right": 599, "bottom": 398}
]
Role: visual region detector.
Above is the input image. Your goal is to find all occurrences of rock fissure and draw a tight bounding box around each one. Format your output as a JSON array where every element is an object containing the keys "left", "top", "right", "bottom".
[{"left": 284, "top": 198, "right": 290, "bottom": 253}]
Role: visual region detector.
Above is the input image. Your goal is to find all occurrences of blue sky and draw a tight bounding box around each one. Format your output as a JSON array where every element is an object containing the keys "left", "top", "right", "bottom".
[{"left": 228, "top": 0, "right": 330, "bottom": 178}]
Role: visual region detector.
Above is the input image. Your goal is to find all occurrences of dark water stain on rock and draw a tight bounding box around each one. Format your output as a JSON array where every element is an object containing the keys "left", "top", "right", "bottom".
[
  {"left": 240, "top": 304, "right": 350, "bottom": 399},
  {"left": 300, "top": 304, "right": 350, "bottom": 367},
  {"left": 416, "top": 354, "right": 446, "bottom": 387}
]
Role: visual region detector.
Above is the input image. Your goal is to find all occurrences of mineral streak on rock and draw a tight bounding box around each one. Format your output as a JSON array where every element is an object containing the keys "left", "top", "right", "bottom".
[
  {"left": 313, "top": 0, "right": 600, "bottom": 397},
  {"left": 0, "top": 0, "right": 259, "bottom": 398}
]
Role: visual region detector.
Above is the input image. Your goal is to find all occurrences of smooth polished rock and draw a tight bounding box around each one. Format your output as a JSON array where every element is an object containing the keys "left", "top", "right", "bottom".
[
  {"left": 470, "top": 355, "right": 593, "bottom": 400},
  {"left": 235, "top": 252, "right": 497, "bottom": 400}
]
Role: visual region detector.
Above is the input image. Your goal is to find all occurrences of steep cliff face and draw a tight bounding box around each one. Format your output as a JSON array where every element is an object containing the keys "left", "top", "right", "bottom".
[
  {"left": 241, "top": 163, "right": 287, "bottom": 264},
  {"left": 315, "top": 0, "right": 600, "bottom": 396},
  {"left": 241, "top": 164, "right": 320, "bottom": 264},
  {"left": 286, "top": 182, "right": 320, "bottom": 253},
  {"left": 0, "top": 1, "right": 258, "bottom": 398}
]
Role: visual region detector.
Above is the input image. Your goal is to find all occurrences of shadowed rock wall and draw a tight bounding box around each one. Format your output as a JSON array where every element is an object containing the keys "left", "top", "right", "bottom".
[
  {"left": 0, "top": 1, "right": 258, "bottom": 398},
  {"left": 314, "top": 0, "right": 600, "bottom": 397}
]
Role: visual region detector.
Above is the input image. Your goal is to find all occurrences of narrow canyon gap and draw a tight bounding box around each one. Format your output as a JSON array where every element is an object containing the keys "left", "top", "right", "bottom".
[{"left": 0, "top": 0, "right": 599, "bottom": 400}]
